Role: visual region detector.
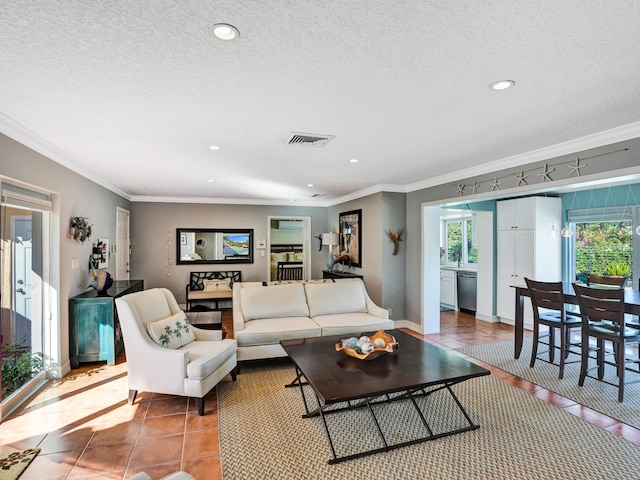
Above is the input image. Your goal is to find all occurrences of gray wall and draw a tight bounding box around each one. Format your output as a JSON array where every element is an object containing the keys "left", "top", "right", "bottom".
[
  {"left": 0, "top": 133, "right": 131, "bottom": 374},
  {"left": 381, "top": 192, "right": 406, "bottom": 319},
  {"left": 328, "top": 192, "right": 407, "bottom": 319},
  {"left": 130, "top": 202, "right": 328, "bottom": 304}
]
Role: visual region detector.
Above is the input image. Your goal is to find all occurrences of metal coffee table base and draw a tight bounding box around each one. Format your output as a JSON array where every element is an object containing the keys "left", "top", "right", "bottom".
[{"left": 290, "top": 365, "right": 481, "bottom": 465}]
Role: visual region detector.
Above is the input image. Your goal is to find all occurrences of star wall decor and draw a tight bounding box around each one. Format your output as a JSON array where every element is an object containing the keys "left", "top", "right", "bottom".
[
  {"left": 568, "top": 158, "right": 586, "bottom": 176},
  {"left": 537, "top": 163, "right": 555, "bottom": 182},
  {"left": 449, "top": 146, "right": 625, "bottom": 197},
  {"left": 514, "top": 170, "right": 528, "bottom": 186}
]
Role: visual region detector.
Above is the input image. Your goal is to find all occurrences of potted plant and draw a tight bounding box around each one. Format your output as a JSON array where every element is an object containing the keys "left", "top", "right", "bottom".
[{"left": 606, "top": 260, "right": 631, "bottom": 278}]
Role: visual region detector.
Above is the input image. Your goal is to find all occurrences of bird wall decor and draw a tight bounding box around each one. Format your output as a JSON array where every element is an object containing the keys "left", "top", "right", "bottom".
[{"left": 387, "top": 228, "right": 404, "bottom": 255}]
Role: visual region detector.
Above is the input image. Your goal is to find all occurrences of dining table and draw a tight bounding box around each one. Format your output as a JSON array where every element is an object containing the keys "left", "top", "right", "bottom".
[{"left": 512, "top": 284, "right": 640, "bottom": 359}]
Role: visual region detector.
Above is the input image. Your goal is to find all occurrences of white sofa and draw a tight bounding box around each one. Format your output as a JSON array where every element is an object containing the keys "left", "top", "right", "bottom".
[
  {"left": 232, "top": 278, "right": 394, "bottom": 361},
  {"left": 115, "top": 288, "right": 237, "bottom": 415}
]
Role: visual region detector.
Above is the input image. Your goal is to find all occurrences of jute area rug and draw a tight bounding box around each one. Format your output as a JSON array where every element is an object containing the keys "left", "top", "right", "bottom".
[
  {"left": 0, "top": 448, "right": 39, "bottom": 480},
  {"left": 456, "top": 339, "right": 640, "bottom": 429},
  {"left": 218, "top": 359, "right": 640, "bottom": 480}
]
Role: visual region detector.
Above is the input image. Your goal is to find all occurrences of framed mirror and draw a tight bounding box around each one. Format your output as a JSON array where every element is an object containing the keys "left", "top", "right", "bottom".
[{"left": 177, "top": 228, "right": 254, "bottom": 264}]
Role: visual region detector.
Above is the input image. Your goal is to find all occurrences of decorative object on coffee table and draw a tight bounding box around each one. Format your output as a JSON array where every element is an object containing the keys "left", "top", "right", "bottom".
[{"left": 336, "top": 330, "right": 397, "bottom": 360}]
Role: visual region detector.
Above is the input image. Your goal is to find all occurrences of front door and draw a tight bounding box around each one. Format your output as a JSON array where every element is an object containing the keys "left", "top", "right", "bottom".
[{"left": 12, "top": 216, "right": 32, "bottom": 348}]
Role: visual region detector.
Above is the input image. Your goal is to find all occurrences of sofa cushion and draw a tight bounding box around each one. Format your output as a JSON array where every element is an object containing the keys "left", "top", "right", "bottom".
[
  {"left": 240, "top": 283, "right": 309, "bottom": 320},
  {"left": 234, "top": 317, "right": 321, "bottom": 346},
  {"left": 311, "top": 312, "right": 395, "bottom": 337},
  {"left": 147, "top": 311, "right": 196, "bottom": 349},
  {"left": 183, "top": 339, "right": 237, "bottom": 380},
  {"left": 203, "top": 278, "right": 232, "bottom": 292},
  {"left": 304, "top": 281, "right": 367, "bottom": 317}
]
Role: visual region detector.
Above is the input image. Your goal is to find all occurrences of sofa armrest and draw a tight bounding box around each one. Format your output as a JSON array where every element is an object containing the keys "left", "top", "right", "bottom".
[
  {"left": 232, "top": 282, "right": 246, "bottom": 333},
  {"left": 366, "top": 301, "right": 390, "bottom": 319},
  {"left": 192, "top": 327, "right": 223, "bottom": 341}
]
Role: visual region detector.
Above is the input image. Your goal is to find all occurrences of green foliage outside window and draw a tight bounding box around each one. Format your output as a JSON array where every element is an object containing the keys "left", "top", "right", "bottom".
[
  {"left": 1, "top": 341, "right": 44, "bottom": 399},
  {"left": 444, "top": 219, "right": 477, "bottom": 264},
  {"left": 575, "top": 221, "right": 632, "bottom": 278}
]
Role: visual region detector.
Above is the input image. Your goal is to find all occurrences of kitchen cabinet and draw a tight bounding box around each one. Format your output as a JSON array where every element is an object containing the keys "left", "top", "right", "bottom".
[
  {"left": 496, "top": 197, "right": 561, "bottom": 327},
  {"left": 440, "top": 268, "right": 456, "bottom": 307},
  {"left": 69, "top": 279, "right": 144, "bottom": 368},
  {"left": 496, "top": 196, "right": 537, "bottom": 231}
]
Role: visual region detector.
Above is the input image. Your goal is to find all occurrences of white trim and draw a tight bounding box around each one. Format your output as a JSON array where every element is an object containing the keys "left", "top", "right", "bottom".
[{"left": 0, "top": 112, "right": 130, "bottom": 199}]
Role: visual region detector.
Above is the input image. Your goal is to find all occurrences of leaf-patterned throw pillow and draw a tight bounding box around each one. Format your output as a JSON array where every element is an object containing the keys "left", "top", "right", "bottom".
[{"left": 147, "top": 311, "right": 196, "bottom": 349}]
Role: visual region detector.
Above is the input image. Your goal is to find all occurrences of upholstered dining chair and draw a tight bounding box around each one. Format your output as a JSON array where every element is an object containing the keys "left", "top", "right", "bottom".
[
  {"left": 525, "top": 278, "right": 582, "bottom": 379},
  {"left": 572, "top": 284, "right": 640, "bottom": 402},
  {"left": 115, "top": 288, "right": 238, "bottom": 415}
]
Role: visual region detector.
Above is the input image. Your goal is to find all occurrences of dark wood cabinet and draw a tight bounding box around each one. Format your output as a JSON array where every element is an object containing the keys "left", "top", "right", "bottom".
[
  {"left": 69, "top": 280, "right": 143, "bottom": 368},
  {"left": 322, "top": 270, "right": 363, "bottom": 280}
]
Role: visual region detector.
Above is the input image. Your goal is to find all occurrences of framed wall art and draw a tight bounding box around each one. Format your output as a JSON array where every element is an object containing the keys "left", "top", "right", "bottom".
[{"left": 339, "top": 209, "right": 362, "bottom": 267}]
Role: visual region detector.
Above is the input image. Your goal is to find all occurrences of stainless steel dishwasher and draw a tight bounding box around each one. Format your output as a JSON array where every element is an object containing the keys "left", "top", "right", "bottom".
[{"left": 457, "top": 271, "right": 477, "bottom": 312}]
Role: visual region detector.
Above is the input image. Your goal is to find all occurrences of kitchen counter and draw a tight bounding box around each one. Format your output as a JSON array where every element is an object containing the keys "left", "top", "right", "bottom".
[{"left": 440, "top": 265, "right": 477, "bottom": 273}]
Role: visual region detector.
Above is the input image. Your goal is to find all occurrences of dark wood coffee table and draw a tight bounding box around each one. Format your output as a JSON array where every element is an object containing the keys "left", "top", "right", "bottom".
[{"left": 281, "top": 329, "right": 490, "bottom": 464}]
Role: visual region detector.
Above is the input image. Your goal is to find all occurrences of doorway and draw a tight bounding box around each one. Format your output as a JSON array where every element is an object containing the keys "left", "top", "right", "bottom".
[
  {"left": 266, "top": 216, "right": 311, "bottom": 281},
  {"left": 1, "top": 185, "right": 52, "bottom": 418},
  {"left": 116, "top": 207, "right": 130, "bottom": 280}
]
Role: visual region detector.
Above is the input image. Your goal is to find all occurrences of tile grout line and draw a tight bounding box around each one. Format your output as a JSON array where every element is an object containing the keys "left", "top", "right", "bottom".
[{"left": 122, "top": 396, "right": 152, "bottom": 478}]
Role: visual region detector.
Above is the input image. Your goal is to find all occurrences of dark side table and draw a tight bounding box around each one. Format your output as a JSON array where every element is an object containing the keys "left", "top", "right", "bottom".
[{"left": 322, "top": 270, "right": 363, "bottom": 280}]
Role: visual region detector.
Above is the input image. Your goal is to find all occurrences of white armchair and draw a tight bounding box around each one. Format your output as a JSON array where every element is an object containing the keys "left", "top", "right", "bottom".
[{"left": 115, "top": 288, "right": 237, "bottom": 415}]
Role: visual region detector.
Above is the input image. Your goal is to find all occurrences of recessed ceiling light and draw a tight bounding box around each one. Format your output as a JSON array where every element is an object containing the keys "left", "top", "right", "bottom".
[
  {"left": 212, "top": 23, "right": 239, "bottom": 41},
  {"left": 349, "top": 158, "right": 359, "bottom": 163},
  {"left": 491, "top": 80, "right": 515, "bottom": 91},
  {"left": 207, "top": 179, "right": 215, "bottom": 183},
  {"left": 306, "top": 183, "right": 314, "bottom": 187},
  {"left": 209, "top": 145, "right": 220, "bottom": 150}
]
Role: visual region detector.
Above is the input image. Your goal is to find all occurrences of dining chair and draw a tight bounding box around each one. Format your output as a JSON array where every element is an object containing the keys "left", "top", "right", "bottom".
[
  {"left": 572, "top": 283, "right": 640, "bottom": 402},
  {"left": 524, "top": 278, "right": 582, "bottom": 379},
  {"left": 586, "top": 274, "right": 627, "bottom": 288}
]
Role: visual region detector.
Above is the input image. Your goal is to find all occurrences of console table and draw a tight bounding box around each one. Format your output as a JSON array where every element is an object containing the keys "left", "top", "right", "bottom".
[
  {"left": 70, "top": 279, "right": 144, "bottom": 368},
  {"left": 322, "top": 270, "right": 363, "bottom": 280}
]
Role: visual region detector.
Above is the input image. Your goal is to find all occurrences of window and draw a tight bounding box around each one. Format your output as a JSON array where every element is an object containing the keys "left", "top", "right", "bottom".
[
  {"left": 567, "top": 206, "right": 636, "bottom": 288},
  {"left": 441, "top": 218, "right": 477, "bottom": 265}
]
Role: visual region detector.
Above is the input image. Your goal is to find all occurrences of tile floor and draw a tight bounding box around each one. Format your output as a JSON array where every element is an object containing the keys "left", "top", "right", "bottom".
[{"left": 1, "top": 310, "right": 640, "bottom": 479}]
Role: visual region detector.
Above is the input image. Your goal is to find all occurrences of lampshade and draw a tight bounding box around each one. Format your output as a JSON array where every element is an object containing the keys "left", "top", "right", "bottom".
[{"left": 322, "top": 233, "right": 339, "bottom": 246}]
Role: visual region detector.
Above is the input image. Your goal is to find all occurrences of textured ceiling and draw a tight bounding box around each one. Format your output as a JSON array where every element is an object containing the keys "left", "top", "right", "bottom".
[{"left": 2, "top": 1, "right": 640, "bottom": 205}]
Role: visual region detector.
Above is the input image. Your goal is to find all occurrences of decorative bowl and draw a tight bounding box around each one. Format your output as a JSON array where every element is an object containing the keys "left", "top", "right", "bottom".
[{"left": 335, "top": 330, "right": 398, "bottom": 360}]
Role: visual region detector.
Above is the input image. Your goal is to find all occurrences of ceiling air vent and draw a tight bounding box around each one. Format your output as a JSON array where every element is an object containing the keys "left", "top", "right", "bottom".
[{"left": 284, "top": 131, "right": 335, "bottom": 148}]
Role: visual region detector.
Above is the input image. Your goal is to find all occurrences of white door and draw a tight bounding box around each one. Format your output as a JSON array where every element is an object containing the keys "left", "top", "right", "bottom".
[
  {"left": 12, "top": 216, "right": 32, "bottom": 347},
  {"left": 116, "top": 207, "right": 130, "bottom": 280}
]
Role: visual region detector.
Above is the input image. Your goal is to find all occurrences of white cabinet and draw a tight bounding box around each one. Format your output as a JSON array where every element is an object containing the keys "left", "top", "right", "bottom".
[
  {"left": 496, "top": 197, "right": 562, "bottom": 327},
  {"left": 440, "top": 268, "right": 456, "bottom": 307},
  {"left": 496, "top": 197, "right": 536, "bottom": 231}
]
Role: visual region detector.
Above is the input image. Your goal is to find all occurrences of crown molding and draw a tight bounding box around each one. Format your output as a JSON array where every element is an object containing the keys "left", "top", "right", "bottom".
[
  {"left": 0, "top": 113, "right": 131, "bottom": 200},
  {"left": 129, "top": 194, "right": 332, "bottom": 207},
  {"left": 405, "top": 121, "right": 640, "bottom": 193},
  {"left": 4, "top": 110, "right": 640, "bottom": 207}
]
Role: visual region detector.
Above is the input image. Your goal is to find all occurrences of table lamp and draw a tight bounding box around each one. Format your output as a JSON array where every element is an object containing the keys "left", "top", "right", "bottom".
[{"left": 322, "top": 232, "right": 339, "bottom": 271}]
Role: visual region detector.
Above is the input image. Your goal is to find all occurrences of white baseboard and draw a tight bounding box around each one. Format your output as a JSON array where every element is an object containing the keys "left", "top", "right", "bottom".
[
  {"left": 392, "top": 320, "right": 422, "bottom": 333},
  {"left": 475, "top": 313, "right": 500, "bottom": 323}
]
